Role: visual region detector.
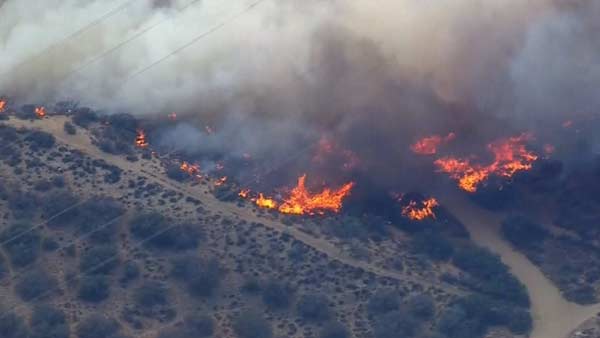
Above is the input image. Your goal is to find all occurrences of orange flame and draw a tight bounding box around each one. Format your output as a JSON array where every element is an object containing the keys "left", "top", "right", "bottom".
[
  {"left": 215, "top": 176, "right": 227, "bottom": 186},
  {"left": 402, "top": 197, "right": 439, "bottom": 221},
  {"left": 135, "top": 129, "right": 149, "bottom": 148},
  {"left": 277, "top": 174, "right": 354, "bottom": 215},
  {"left": 35, "top": 106, "right": 46, "bottom": 118},
  {"left": 0, "top": 100, "right": 6, "bottom": 112},
  {"left": 180, "top": 161, "right": 201, "bottom": 176},
  {"left": 411, "top": 132, "right": 456, "bottom": 155},
  {"left": 239, "top": 189, "right": 250, "bottom": 198},
  {"left": 255, "top": 193, "right": 277, "bottom": 209},
  {"left": 435, "top": 133, "right": 538, "bottom": 192}
]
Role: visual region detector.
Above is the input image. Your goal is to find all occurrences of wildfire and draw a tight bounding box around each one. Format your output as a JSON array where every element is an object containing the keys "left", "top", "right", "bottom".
[
  {"left": 0, "top": 100, "right": 5, "bottom": 112},
  {"left": 402, "top": 197, "right": 439, "bottom": 221},
  {"left": 434, "top": 133, "right": 538, "bottom": 192},
  {"left": 135, "top": 129, "right": 149, "bottom": 148},
  {"left": 238, "top": 189, "right": 250, "bottom": 198},
  {"left": 35, "top": 106, "right": 46, "bottom": 118},
  {"left": 312, "top": 136, "right": 360, "bottom": 171},
  {"left": 278, "top": 175, "right": 355, "bottom": 215},
  {"left": 255, "top": 193, "right": 277, "bottom": 209},
  {"left": 180, "top": 161, "right": 201, "bottom": 176},
  {"left": 411, "top": 132, "right": 456, "bottom": 155},
  {"left": 215, "top": 176, "right": 227, "bottom": 186}
]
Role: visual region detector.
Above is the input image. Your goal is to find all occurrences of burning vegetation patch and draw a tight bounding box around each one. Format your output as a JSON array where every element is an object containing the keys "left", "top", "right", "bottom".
[
  {"left": 411, "top": 132, "right": 456, "bottom": 155},
  {"left": 434, "top": 134, "right": 539, "bottom": 192}
]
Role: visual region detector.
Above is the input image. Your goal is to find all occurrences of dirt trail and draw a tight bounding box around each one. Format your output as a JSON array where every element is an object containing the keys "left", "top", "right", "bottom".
[
  {"left": 435, "top": 187, "right": 600, "bottom": 338},
  {"left": 6, "top": 116, "right": 464, "bottom": 294}
]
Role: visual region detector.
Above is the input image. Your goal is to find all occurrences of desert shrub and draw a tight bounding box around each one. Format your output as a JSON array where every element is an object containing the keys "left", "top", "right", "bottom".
[
  {"left": 51, "top": 176, "right": 66, "bottom": 188},
  {"left": 501, "top": 215, "right": 548, "bottom": 250},
  {"left": 367, "top": 289, "right": 400, "bottom": 316},
  {"left": 0, "top": 254, "right": 6, "bottom": 279},
  {"left": 30, "top": 305, "right": 69, "bottom": 338},
  {"left": 297, "top": 294, "right": 331, "bottom": 322},
  {"left": 166, "top": 164, "right": 189, "bottom": 182},
  {"left": 15, "top": 268, "right": 57, "bottom": 302},
  {"left": 42, "top": 191, "right": 77, "bottom": 222},
  {"left": 406, "top": 294, "right": 435, "bottom": 320},
  {"left": 119, "top": 261, "right": 140, "bottom": 285},
  {"left": 25, "top": 131, "right": 55, "bottom": 150},
  {"left": 565, "top": 285, "right": 597, "bottom": 305},
  {"left": 157, "top": 315, "right": 214, "bottom": 338},
  {"left": 507, "top": 308, "right": 533, "bottom": 334},
  {"left": 1, "top": 222, "right": 41, "bottom": 267},
  {"left": 75, "top": 198, "right": 123, "bottom": 243},
  {"left": 7, "top": 191, "right": 38, "bottom": 220},
  {"left": 170, "top": 256, "right": 221, "bottom": 297},
  {"left": 0, "top": 312, "right": 30, "bottom": 338},
  {"left": 33, "top": 180, "right": 53, "bottom": 192},
  {"left": 76, "top": 315, "right": 122, "bottom": 338},
  {"left": 72, "top": 108, "right": 97, "bottom": 127},
  {"left": 130, "top": 212, "right": 201, "bottom": 250},
  {"left": 373, "top": 310, "right": 420, "bottom": 338},
  {"left": 79, "top": 245, "right": 119, "bottom": 275},
  {"left": 78, "top": 275, "right": 111, "bottom": 303},
  {"left": 133, "top": 281, "right": 169, "bottom": 308},
  {"left": 453, "top": 246, "right": 529, "bottom": 306},
  {"left": 412, "top": 231, "right": 454, "bottom": 261},
  {"left": 0, "top": 125, "right": 18, "bottom": 142},
  {"left": 320, "top": 321, "right": 349, "bottom": 338},
  {"left": 64, "top": 121, "right": 77, "bottom": 135},
  {"left": 261, "top": 280, "right": 292, "bottom": 310},
  {"left": 233, "top": 310, "right": 272, "bottom": 338}
]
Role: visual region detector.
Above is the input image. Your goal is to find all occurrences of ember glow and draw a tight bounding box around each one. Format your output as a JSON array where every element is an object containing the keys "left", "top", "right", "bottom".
[
  {"left": 180, "top": 161, "right": 201, "bottom": 176},
  {"left": 435, "top": 134, "right": 539, "bottom": 192},
  {"left": 135, "top": 129, "right": 149, "bottom": 148},
  {"left": 402, "top": 197, "right": 439, "bottom": 221},
  {"left": 238, "top": 189, "right": 250, "bottom": 198},
  {"left": 215, "top": 176, "right": 228, "bottom": 186},
  {"left": 411, "top": 132, "right": 456, "bottom": 155},
  {"left": 35, "top": 106, "right": 46, "bottom": 118},
  {"left": 277, "top": 175, "right": 354, "bottom": 215},
  {"left": 0, "top": 100, "right": 5, "bottom": 112}
]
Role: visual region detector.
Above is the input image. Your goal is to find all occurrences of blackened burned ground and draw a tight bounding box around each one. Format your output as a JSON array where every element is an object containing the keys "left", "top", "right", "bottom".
[{"left": 0, "top": 112, "right": 532, "bottom": 338}]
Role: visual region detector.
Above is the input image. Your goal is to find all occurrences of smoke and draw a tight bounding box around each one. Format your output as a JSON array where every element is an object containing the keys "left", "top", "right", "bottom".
[{"left": 1, "top": 0, "right": 599, "bottom": 188}]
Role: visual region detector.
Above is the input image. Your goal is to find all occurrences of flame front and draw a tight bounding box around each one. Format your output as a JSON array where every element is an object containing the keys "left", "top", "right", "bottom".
[
  {"left": 402, "top": 197, "right": 439, "bottom": 221},
  {"left": 278, "top": 175, "right": 354, "bottom": 215},
  {"left": 411, "top": 132, "right": 455, "bottom": 155},
  {"left": 135, "top": 129, "right": 149, "bottom": 148},
  {"left": 35, "top": 106, "right": 46, "bottom": 118},
  {"left": 239, "top": 189, "right": 250, "bottom": 198},
  {"left": 435, "top": 133, "right": 538, "bottom": 192}
]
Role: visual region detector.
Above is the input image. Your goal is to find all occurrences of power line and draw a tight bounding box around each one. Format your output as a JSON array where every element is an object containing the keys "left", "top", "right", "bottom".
[
  {"left": 123, "top": 0, "right": 266, "bottom": 84},
  {"left": 0, "top": 0, "right": 137, "bottom": 77}
]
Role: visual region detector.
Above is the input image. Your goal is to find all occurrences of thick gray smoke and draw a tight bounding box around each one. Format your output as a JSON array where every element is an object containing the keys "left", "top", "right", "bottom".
[{"left": 1, "top": 0, "right": 599, "bottom": 187}]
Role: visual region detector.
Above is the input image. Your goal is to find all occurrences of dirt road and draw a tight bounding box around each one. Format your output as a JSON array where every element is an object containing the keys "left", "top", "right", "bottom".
[{"left": 435, "top": 187, "right": 600, "bottom": 338}]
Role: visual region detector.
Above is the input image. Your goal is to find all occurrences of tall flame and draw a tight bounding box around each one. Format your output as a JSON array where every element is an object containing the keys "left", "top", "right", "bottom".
[
  {"left": 411, "top": 132, "right": 456, "bottom": 155},
  {"left": 278, "top": 175, "right": 355, "bottom": 215},
  {"left": 402, "top": 197, "right": 439, "bottom": 221},
  {"left": 435, "top": 133, "right": 538, "bottom": 192},
  {"left": 135, "top": 129, "right": 149, "bottom": 148},
  {"left": 35, "top": 106, "right": 46, "bottom": 118}
]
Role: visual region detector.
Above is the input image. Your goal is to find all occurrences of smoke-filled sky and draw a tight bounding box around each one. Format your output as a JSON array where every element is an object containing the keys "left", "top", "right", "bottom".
[{"left": 1, "top": 0, "right": 599, "bottom": 187}]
